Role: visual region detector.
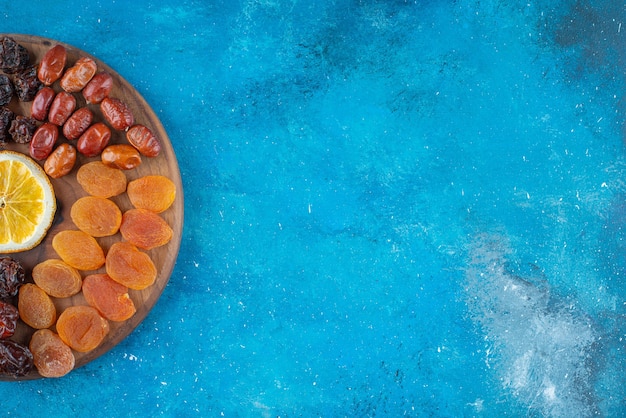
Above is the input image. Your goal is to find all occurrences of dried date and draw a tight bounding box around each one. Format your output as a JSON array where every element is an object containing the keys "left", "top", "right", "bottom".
[
  {"left": 101, "top": 97, "right": 134, "bottom": 130},
  {"left": 9, "top": 115, "right": 37, "bottom": 144},
  {"left": 126, "top": 124, "right": 161, "bottom": 157},
  {"left": 31, "top": 86, "right": 55, "bottom": 121},
  {"left": 38, "top": 44, "right": 67, "bottom": 86},
  {"left": 14, "top": 65, "right": 42, "bottom": 102},
  {"left": 44, "top": 143, "right": 77, "bottom": 178},
  {"left": 30, "top": 123, "right": 59, "bottom": 160},
  {"left": 77, "top": 122, "right": 111, "bottom": 157},
  {"left": 0, "top": 74, "right": 13, "bottom": 106},
  {"left": 0, "top": 36, "right": 29, "bottom": 74},
  {"left": 83, "top": 72, "right": 113, "bottom": 104},
  {"left": 60, "top": 57, "right": 97, "bottom": 93},
  {"left": 0, "top": 301, "right": 18, "bottom": 339},
  {"left": 0, "top": 257, "right": 25, "bottom": 300},
  {"left": 0, "top": 107, "right": 15, "bottom": 144},
  {"left": 101, "top": 144, "right": 141, "bottom": 170},
  {"left": 0, "top": 340, "right": 33, "bottom": 378},
  {"left": 48, "top": 91, "right": 76, "bottom": 126},
  {"left": 62, "top": 107, "right": 93, "bottom": 140}
]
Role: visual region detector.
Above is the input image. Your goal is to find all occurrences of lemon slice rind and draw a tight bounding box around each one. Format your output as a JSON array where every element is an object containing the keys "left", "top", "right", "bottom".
[{"left": 0, "top": 150, "right": 56, "bottom": 253}]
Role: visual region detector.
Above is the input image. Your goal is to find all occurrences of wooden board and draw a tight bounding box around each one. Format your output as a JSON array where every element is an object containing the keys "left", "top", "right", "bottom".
[{"left": 0, "top": 34, "right": 184, "bottom": 380}]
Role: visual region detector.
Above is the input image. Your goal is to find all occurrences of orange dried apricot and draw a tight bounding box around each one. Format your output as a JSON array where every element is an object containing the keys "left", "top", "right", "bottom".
[
  {"left": 18, "top": 284, "right": 56, "bottom": 329},
  {"left": 106, "top": 241, "right": 157, "bottom": 290},
  {"left": 29, "top": 329, "right": 75, "bottom": 378},
  {"left": 56, "top": 305, "right": 109, "bottom": 353},
  {"left": 32, "top": 259, "right": 82, "bottom": 298},
  {"left": 120, "top": 208, "right": 173, "bottom": 250},
  {"left": 76, "top": 161, "right": 126, "bottom": 198},
  {"left": 127, "top": 175, "right": 176, "bottom": 213},
  {"left": 52, "top": 230, "right": 105, "bottom": 271},
  {"left": 82, "top": 274, "right": 136, "bottom": 322},
  {"left": 70, "top": 196, "right": 122, "bottom": 237}
]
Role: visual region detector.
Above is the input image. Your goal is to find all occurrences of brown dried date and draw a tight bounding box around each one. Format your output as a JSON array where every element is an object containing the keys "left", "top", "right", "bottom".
[
  {"left": 30, "top": 123, "right": 59, "bottom": 161},
  {"left": 44, "top": 143, "right": 77, "bottom": 178},
  {"left": 77, "top": 122, "right": 111, "bottom": 157},
  {"left": 63, "top": 107, "right": 93, "bottom": 140},
  {"left": 9, "top": 115, "right": 36, "bottom": 144},
  {"left": 31, "top": 86, "right": 55, "bottom": 121},
  {"left": 0, "top": 340, "right": 33, "bottom": 377},
  {"left": 0, "top": 36, "right": 29, "bottom": 74},
  {"left": 0, "top": 301, "right": 18, "bottom": 339},
  {"left": 37, "top": 44, "right": 67, "bottom": 86},
  {"left": 60, "top": 57, "right": 97, "bottom": 93},
  {"left": 83, "top": 72, "right": 113, "bottom": 104},
  {"left": 101, "top": 97, "right": 134, "bottom": 131},
  {"left": 101, "top": 144, "right": 142, "bottom": 170},
  {"left": 0, "top": 107, "right": 15, "bottom": 144},
  {"left": 0, "top": 74, "right": 13, "bottom": 106},
  {"left": 126, "top": 124, "right": 161, "bottom": 157},
  {"left": 48, "top": 91, "right": 76, "bottom": 126},
  {"left": 14, "top": 65, "right": 42, "bottom": 102},
  {"left": 0, "top": 257, "right": 25, "bottom": 300}
]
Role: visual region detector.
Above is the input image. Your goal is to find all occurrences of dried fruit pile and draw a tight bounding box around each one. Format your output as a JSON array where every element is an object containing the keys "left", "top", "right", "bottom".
[{"left": 0, "top": 36, "right": 176, "bottom": 378}]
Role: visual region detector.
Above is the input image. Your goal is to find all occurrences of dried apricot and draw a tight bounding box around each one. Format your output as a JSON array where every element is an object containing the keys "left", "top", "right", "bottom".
[
  {"left": 70, "top": 196, "right": 122, "bottom": 237},
  {"left": 82, "top": 274, "right": 136, "bottom": 322},
  {"left": 56, "top": 305, "right": 109, "bottom": 353},
  {"left": 29, "top": 329, "right": 75, "bottom": 378},
  {"left": 32, "top": 259, "right": 82, "bottom": 298},
  {"left": 76, "top": 161, "right": 126, "bottom": 198},
  {"left": 106, "top": 241, "right": 157, "bottom": 290},
  {"left": 18, "top": 284, "right": 56, "bottom": 329},
  {"left": 120, "top": 209, "right": 173, "bottom": 250},
  {"left": 52, "top": 230, "right": 105, "bottom": 271},
  {"left": 127, "top": 175, "right": 176, "bottom": 213}
]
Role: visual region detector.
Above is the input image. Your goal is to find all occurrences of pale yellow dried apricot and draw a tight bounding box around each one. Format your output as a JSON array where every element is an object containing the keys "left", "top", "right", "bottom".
[
  {"left": 71, "top": 196, "right": 122, "bottom": 237},
  {"left": 76, "top": 161, "right": 126, "bottom": 198},
  {"left": 52, "top": 230, "right": 105, "bottom": 271},
  {"left": 18, "top": 283, "right": 56, "bottom": 329},
  {"left": 32, "top": 259, "right": 82, "bottom": 298},
  {"left": 29, "top": 329, "right": 75, "bottom": 378}
]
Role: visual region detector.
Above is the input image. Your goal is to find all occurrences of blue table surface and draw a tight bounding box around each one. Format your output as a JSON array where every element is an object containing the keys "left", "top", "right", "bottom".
[{"left": 1, "top": 0, "right": 626, "bottom": 416}]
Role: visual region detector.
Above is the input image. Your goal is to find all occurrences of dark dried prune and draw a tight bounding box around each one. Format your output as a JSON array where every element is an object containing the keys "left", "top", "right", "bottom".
[
  {"left": 9, "top": 115, "right": 37, "bottom": 144},
  {"left": 13, "top": 65, "right": 42, "bottom": 102},
  {"left": 0, "top": 257, "right": 25, "bottom": 299},
  {"left": 0, "top": 340, "right": 33, "bottom": 377},
  {"left": 0, "top": 74, "right": 13, "bottom": 106},
  {"left": 0, "top": 301, "right": 18, "bottom": 339},
  {"left": 0, "top": 106, "right": 15, "bottom": 144},
  {"left": 0, "top": 36, "right": 29, "bottom": 74}
]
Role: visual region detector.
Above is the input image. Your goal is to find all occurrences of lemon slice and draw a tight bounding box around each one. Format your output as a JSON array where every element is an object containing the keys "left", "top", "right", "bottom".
[{"left": 0, "top": 150, "right": 56, "bottom": 253}]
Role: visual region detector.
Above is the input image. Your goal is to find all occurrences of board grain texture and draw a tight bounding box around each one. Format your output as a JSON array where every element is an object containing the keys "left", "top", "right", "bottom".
[{"left": 0, "top": 34, "right": 184, "bottom": 380}]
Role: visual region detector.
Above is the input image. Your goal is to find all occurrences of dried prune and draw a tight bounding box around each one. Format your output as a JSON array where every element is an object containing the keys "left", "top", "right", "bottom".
[
  {"left": 106, "top": 241, "right": 157, "bottom": 290},
  {"left": 52, "top": 230, "right": 105, "bottom": 271},
  {"left": 14, "top": 65, "right": 42, "bottom": 102},
  {"left": 37, "top": 44, "right": 67, "bottom": 86},
  {"left": 29, "top": 122, "right": 58, "bottom": 160},
  {"left": 76, "top": 161, "right": 127, "bottom": 198},
  {"left": 18, "top": 283, "right": 56, "bottom": 330},
  {"left": 0, "top": 106, "right": 15, "bottom": 144},
  {"left": 0, "top": 340, "right": 33, "bottom": 377},
  {"left": 101, "top": 144, "right": 141, "bottom": 170},
  {"left": 0, "top": 36, "right": 29, "bottom": 74},
  {"left": 71, "top": 196, "right": 122, "bottom": 237},
  {"left": 32, "top": 259, "right": 82, "bottom": 298},
  {"left": 0, "top": 257, "right": 25, "bottom": 299},
  {"left": 56, "top": 305, "right": 109, "bottom": 353},
  {"left": 0, "top": 74, "right": 13, "bottom": 106},
  {"left": 0, "top": 301, "right": 18, "bottom": 339},
  {"left": 60, "top": 57, "right": 97, "bottom": 93},
  {"left": 120, "top": 208, "right": 173, "bottom": 250},
  {"left": 29, "top": 329, "right": 75, "bottom": 378},
  {"left": 126, "top": 124, "right": 160, "bottom": 157},
  {"left": 127, "top": 175, "right": 176, "bottom": 213},
  {"left": 83, "top": 274, "right": 136, "bottom": 322},
  {"left": 44, "top": 143, "right": 77, "bottom": 179},
  {"left": 9, "top": 115, "right": 37, "bottom": 144}
]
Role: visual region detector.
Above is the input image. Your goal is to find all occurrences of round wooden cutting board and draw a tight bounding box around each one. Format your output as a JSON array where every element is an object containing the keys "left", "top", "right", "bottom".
[{"left": 0, "top": 34, "right": 184, "bottom": 380}]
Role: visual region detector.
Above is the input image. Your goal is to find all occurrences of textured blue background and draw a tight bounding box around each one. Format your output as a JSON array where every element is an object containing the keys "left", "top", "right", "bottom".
[{"left": 1, "top": 0, "right": 625, "bottom": 416}]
